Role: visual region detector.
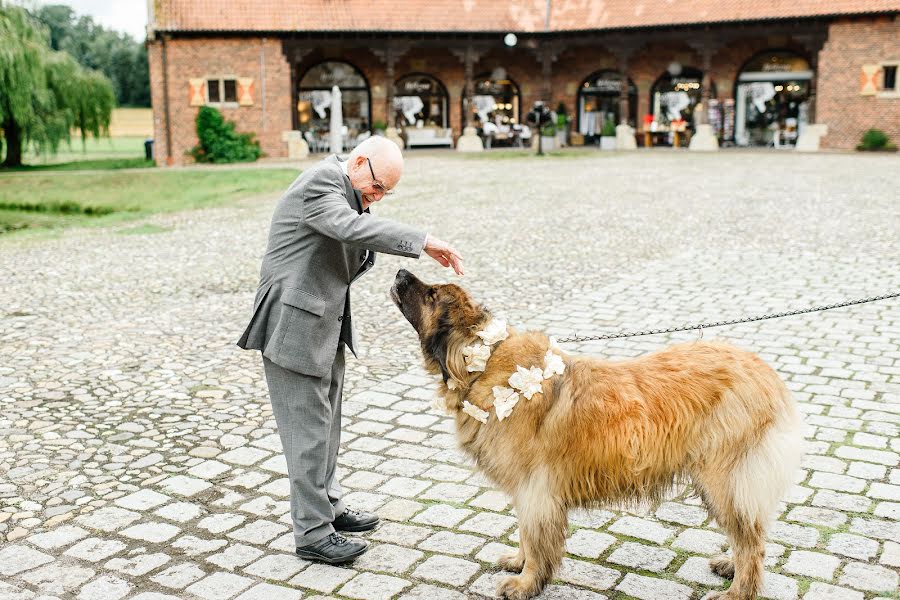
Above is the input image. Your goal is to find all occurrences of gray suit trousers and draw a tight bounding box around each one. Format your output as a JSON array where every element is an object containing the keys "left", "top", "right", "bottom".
[{"left": 263, "top": 345, "right": 346, "bottom": 547}]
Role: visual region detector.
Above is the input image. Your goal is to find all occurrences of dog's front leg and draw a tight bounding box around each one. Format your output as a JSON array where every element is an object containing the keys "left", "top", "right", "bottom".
[{"left": 497, "top": 491, "right": 566, "bottom": 600}]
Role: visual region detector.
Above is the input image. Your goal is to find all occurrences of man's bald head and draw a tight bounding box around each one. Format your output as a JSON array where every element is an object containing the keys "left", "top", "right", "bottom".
[{"left": 347, "top": 136, "right": 404, "bottom": 200}]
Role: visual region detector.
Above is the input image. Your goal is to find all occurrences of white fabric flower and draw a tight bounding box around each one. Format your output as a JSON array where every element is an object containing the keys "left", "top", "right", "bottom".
[
  {"left": 462, "top": 400, "right": 489, "bottom": 424},
  {"left": 446, "top": 379, "right": 459, "bottom": 390},
  {"left": 432, "top": 396, "right": 447, "bottom": 412},
  {"left": 543, "top": 349, "right": 566, "bottom": 378},
  {"left": 462, "top": 343, "right": 492, "bottom": 372},
  {"left": 492, "top": 386, "right": 520, "bottom": 421},
  {"left": 477, "top": 319, "right": 509, "bottom": 346},
  {"left": 549, "top": 336, "right": 560, "bottom": 351},
  {"left": 508, "top": 365, "right": 545, "bottom": 400}
]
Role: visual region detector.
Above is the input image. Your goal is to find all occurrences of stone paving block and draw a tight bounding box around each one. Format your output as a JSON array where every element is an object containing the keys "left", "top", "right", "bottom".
[
  {"left": 242, "top": 554, "right": 305, "bottom": 580},
  {"left": 186, "top": 572, "right": 254, "bottom": 600},
  {"left": 785, "top": 506, "right": 847, "bottom": 528},
  {"left": 760, "top": 572, "right": 799, "bottom": 600},
  {"left": 675, "top": 556, "right": 726, "bottom": 586},
  {"left": 475, "top": 541, "right": 518, "bottom": 564},
  {"left": 150, "top": 562, "right": 207, "bottom": 589},
  {"left": 802, "top": 582, "right": 864, "bottom": 600},
  {"left": 411, "top": 504, "right": 472, "bottom": 527},
  {"left": 808, "top": 472, "right": 866, "bottom": 493},
  {"left": 26, "top": 525, "right": 89, "bottom": 550},
  {"left": 834, "top": 446, "right": 898, "bottom": 466},
  {"left": 64, "top": 538, "right": 127, "bottom": 562},
  {"left": 234, "top": 583, "right": 303, "bottom": 600},
  {"left": 218, "top": 447, "right": 271, "bottom": 466},
  {"left": 120, "top": 521, "right": 181, "bottom": 543},
  {"left": 226, "top": 520, "right": 288, "bottom": 544},
  {"left": 847, "top": 461, "right": 887, "bottom": 480},
  {"left": 171, "top": 535, "right": 229, "bottom": 555},
  {"left": 783, "top": 550, "right": 841, "bottom": 580},
  {"left": 608, "top": 516, "right": 674, "bottom": 544},
  {"left": 558, "top": 558, "right": 620, "bottom": 590},
  {"left": 20, "top": 563, "right": 94, "bottom": 594},
  {"left": 341, "top": 491, "right": 389, "bottom": 512},
  {"left": 0, "top": 544, "right": 53, "bottom": 577},
  {"left": 421, "top": 464, "right": 472, "bottom": 482},
  {"left": 199, "top": 512, "right": 246, "bottom": 534},
  {"left": 187, "top": 459, "right": 231, "bottom": 479},
  {"left": 869, "top": 482, "right": 900, "bottom": 501},
  {"left": 412, "top": 554, "right": 480, "bottom": 585},
  {"left": 419, "top": 482, "right": 479, "bottom": 502},
  {"left": 77, "top": 575, "right": 132, "bottom": 600},
  {"left": 469, "top": 490, "right": 511, "bottom": 511},
  {"left": 811, "top": 490, "right": 871, "bottom": 513},
  {"left": 154, "top": 501, "right": 205, "bottom": 522},
  {"left": 114, "top": 489, "right": 171, "bottom": 510},
  {"left": 289, "top": 563, "right": 356, "bottom": 593},
  {"left": 849, "top": 516, "right": 900, "bottom": 540},
  {"left": 399, "top": 583, "right": 467, "bottom": 600},
  {"left": 207, "top": 544, "right": 265, "bottom": 570},
  {"left": 672, "top": 528, "right": 727, "bottom": 555},
  {"left": 468, "top": 572, "right": 509, "bottom": 598},
  {"left": 158, "top": 475, "right": 213, "bottom": 497},
  {"left": 75, "top": 507, "right": 141, "bottom": 532},
  {"left": 259, "top": 454, "right": 289, "bottom": 474},
  {"left": 419, "top": 530, "right": 486, "bottom": 555},
  {"left": 655, "top": 501, "right": 708, "bottom": 526},
  {"left": 826, "top": 533, "right": 879, "bottom": 560},
  {"left": 608, "top": 541, "right": 676, "bottom": 571},
  {"left": 769, "top": 521, "right": 819, "bottom": 548},
  {"left": 881, "top": 540, "right": 900, "bottom": 568},
  {"left": 616, "top": 573, "right": 692, "bottom": 600},
  {"left": 105, "top": 552, "right": 171, "bottom": 576},
  {"left": 873, "top": 500, "right": 900, "bottom": 519},
  {"left": 354, "top": 543, "right": 424, "bottom": 573},
  {"left": 370, "top": 522, "right": 433, "bottom": 546},
  {"left": 379, "top": 498, "right": 424, "bottom": 521},
  {"left": 838, "top": 561, "right": 899, "bottom": 593},
  {"left": 377, "top": 476, "right": 431, "bottom": 498},
  {"left": 132, "top": 594, "right": 183, "bottom": 600},
  {"left": 563, "top": 529, "right": 616, "bottom": 559},
  {"left": 339, "top": 572, "right": 412, "bottom": 600}
]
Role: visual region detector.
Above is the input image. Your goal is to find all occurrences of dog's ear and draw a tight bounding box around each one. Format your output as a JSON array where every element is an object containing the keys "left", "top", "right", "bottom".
[{"left": 425, "top": 317, "right": 453, "bottom": 384}]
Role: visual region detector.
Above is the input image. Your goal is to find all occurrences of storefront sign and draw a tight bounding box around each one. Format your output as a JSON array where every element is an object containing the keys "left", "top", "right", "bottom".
[
  {"left": 401, "top": 79, "right": 435, "bottom": 94},
  {"left": 584, "top": 78, "right": 622, "bottom": 93}
]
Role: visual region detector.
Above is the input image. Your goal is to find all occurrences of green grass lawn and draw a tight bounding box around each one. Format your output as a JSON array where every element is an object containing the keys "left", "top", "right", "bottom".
[
  {"left": 0, "top": 168, "right": 299, "bottom": 234},
  {"left": 19, "top": 136, "right": 150, "bottom": 165}
]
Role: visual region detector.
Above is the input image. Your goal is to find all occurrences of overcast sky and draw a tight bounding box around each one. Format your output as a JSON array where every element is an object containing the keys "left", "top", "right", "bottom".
[{"left": 26, "top": 0, "right": 148, "bottom": 40}]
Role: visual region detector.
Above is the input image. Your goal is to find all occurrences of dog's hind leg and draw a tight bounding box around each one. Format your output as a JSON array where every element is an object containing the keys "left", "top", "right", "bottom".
[{"left": 497, "top": 472, "right": 567, "bottom": 600}]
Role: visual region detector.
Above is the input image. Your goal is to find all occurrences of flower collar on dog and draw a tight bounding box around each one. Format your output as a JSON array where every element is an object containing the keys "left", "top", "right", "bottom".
[{"left": 444, "top": 323, "right": 566, "bottom": 424}]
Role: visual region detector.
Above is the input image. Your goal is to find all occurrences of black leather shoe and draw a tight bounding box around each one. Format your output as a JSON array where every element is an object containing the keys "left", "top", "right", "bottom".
[
  {"left": 333, "top": 508, "right": 380, "bottom": 532},
  {"left": 295, "top": 532, "right": 368, "bottom": 564}
]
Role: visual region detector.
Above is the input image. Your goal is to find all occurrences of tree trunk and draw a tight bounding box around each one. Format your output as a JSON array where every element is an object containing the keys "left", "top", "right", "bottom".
[{"left": 2, "top": 119, "right": 24, "bottom": 168}]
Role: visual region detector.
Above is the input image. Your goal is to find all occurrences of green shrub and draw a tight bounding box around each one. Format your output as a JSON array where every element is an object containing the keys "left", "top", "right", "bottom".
[
  {"left": 189, "top": 106, "right": 262, "bottom": 163},
  {"left": 540, "top": 123, "right": 557, "bottom": 137},
  {"left": 372, "top": 120, "right": 387, "bottom": 132},
  {"left": 857, "top": 128, "right": 896, "bottom": 151},
  {"left": 601, "top": 117, "right": 617, "bottom": 137}
]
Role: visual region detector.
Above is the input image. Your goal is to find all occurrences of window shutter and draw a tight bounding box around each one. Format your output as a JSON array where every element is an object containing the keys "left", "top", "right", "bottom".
[
  {"left": 860, "top": 65, "right": 879, "bottom": 96},
  {"left": 189, "top": 78, "right": 206, "bottom": 106},
  {"left": 238, "top": 78, "right": 255, "bottom": 106}
]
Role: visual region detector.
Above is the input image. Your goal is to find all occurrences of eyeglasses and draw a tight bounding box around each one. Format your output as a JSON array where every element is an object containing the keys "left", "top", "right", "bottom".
[{"left": 366, "top": 158, "right": 394, "bottom": 195}]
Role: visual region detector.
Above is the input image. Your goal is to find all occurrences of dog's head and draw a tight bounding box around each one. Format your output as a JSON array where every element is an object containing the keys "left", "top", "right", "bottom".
[{"left": 390, "top": 269, "right": 488, "bottom": 384}]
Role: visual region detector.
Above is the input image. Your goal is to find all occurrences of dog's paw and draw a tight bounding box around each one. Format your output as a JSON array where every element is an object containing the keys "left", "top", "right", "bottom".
[
  {"left": 496, "top": 575, "right": 541, "bottom": 600},
  {"left": 497, "top": 550, "right": 525, "bottom": 573},
  {"left": 709, "top": 554, "right": 735, "bottom": 579}
]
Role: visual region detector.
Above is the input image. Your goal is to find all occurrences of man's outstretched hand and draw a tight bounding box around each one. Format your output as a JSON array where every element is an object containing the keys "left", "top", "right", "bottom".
[{"left": 424, "top": 235, "right": 464, "bottom": 275}]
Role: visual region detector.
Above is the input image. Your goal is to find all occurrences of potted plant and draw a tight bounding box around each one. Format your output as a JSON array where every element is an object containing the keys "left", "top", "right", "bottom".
[
  {"left": 540, "top": 123, "right": 557, "bottom": 151},
  {"left": 372, "top": 120, "right": 387, "bottom": 135},
  {"left": 599, "top": 117, "right": 617, "bottom": 150}
]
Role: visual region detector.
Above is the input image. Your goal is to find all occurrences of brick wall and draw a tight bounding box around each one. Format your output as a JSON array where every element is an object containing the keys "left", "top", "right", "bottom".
[
  {"left": 818, "top": 16, "right": 900, "bottom": 149},
  {"left": 148, "top": 37, "right": 291, "bottom": 166}
]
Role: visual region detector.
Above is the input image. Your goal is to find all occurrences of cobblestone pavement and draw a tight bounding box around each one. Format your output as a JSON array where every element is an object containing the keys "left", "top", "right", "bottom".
[{"left": 1, "top": 151, "right": 899, "bottom": 600}]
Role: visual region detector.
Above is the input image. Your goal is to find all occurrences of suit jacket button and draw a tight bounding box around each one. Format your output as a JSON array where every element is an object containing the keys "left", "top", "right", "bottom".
[{"left": 338, "top": 316, "right": 343, "bottom": 321}]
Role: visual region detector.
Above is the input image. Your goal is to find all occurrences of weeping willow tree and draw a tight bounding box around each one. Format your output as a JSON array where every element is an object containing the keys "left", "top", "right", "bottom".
[{"left": 0, "top": 4, "right": 115, "bottom": 167}]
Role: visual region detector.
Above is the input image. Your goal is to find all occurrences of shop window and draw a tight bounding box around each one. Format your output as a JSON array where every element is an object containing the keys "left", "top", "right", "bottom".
[
  {"left": 207, "top": 78, "right": 238, "bottom": 105},
  {"left": 297, "top": 61, "right": 371, "bottom": 152},
  {"left": 577, "top": 70, "right": 637, "bottom": 139},
  {"left": 394, "top": 73, "right": 449, "bottom": 129}
]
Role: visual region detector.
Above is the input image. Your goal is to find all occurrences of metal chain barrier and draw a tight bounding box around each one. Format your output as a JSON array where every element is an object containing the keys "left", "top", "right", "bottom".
[{"left": 556, "top": 292, "right": 900, "bottom": 344}]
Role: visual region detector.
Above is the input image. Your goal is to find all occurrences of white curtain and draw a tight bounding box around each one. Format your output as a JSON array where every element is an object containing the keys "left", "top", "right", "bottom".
[
  {"left": 308, "top": 90, "right": 332, "bottom": 119},
  {"left": 661, "top": 91, "right": 691, "bottom": 120},
  {"left": 472, "top": 95, "right": 495, "bottom": 124},
  {"left": 393, "top": 96, "right": 424, "bottom": 126}
]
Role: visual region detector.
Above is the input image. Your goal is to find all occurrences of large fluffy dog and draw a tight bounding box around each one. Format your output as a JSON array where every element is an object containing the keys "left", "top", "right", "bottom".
[{"left": 390, "top": 269, "right": 803, "bottom": 600}]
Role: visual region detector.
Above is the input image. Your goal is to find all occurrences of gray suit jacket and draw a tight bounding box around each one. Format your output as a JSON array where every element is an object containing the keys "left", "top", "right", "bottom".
[{"left": 237, "top": 155, "right": 427, "bottom": 377}]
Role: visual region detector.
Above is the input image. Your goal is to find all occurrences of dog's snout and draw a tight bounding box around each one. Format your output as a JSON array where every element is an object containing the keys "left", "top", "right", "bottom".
[{"left": 395, "top": 269, "right": 411, "bottom": 284}]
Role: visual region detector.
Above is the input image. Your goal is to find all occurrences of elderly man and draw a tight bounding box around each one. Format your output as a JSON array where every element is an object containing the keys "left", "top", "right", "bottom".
[{"left": 237, "top": 136, "right": 462, "bottom": 564}]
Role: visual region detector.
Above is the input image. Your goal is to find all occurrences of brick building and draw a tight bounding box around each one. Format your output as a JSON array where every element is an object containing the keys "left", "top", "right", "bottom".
[{"left": 146, "top": 1, "right": 899, "bottom": 165}]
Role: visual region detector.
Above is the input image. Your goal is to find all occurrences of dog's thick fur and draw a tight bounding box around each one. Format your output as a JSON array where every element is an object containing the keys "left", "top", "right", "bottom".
[{"left": 391, "top": 270, "right": 803, "bottom": 600}]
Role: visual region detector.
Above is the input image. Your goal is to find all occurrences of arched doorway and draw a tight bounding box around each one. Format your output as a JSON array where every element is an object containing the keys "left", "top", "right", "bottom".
[
  {"left": 465, "top": 72, "right": 522, "bottom": 146},
  {"left": 297, "top": 61, "right": 371, "bottom": 151},
  {"left": 734, "top": 50, "right": 813, "bottom": 147},
  {"left": 393, "top": 73, "right": 449, "bottom": 129},
  {"left": 649, "top": 66, "right": 709, "bottom": 145},
  {"left": 577, "top": 70, "right": 637, "bottom": 142}
]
